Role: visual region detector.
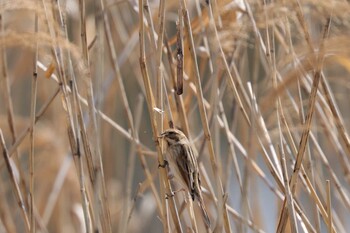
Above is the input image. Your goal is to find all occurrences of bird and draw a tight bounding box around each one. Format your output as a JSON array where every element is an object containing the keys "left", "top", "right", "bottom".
[{"left": 160, "top": 128, "right": 211, "bottom": 227}]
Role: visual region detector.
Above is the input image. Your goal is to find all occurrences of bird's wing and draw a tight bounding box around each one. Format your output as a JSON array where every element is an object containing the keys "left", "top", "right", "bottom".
[{"left": 175, "top": 143, "right": 196, "bottom": 199}]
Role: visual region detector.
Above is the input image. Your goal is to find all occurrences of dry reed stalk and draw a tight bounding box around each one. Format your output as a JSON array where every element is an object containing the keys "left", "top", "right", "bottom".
[
  {"left": 0, "top": 9, "right": 29, "bottom": 215},
  {"left": 39, "top": 1, "right": 95, "bottom": 230},
  {"left": 29, "top": 8, "right": 39, "bottom": 232},
  {"left": 279, "top": 144, "right": 298, "bottom": 233},
  {"left": 208, "top": 2, "right": 250, "bottom": 126},
  {"left": 97, "top": 0, "right": 146, "bottom": 231},
  {"left": 277, "top": 67, "right": 350, "bottom": 213},
  {"left": 0, "top": 130, "right": 30, "bottom": 233},
  {"left": 242, "top": 0, "right": 285, "bottom": 187},
  {"left": 138, "top": 0, "right": 184, "bottom": 231},
  {"left": 79, "top": 1, "right": 108, "bottom": 231},
  {"left": 326, "top": 180, "right": 333, "bottom": 233},
  {"left": 276, "top": 13, "right": 332, "bottom": 233},
  {"left": 164, "top": 33, "right": 190, "bottom": 136},
  {"left": 151, "top": 1, "right": 198, "bottom": 228},
  {"left": 240, "top": 83, "right": 257, "bottom": 232},
  {"left": 181, "top": 0, "right": 231, "bottom": 230},
  {"left": 78, "top": 0, "right": 112, "bottom": 230},
  {"left": 275, "top": 58, "right": 348, "bottom": 231}
]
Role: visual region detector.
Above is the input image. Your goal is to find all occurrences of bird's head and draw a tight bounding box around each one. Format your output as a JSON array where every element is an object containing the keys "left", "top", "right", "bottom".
[{"left": 159, "top": 128, "right": 187, "bottom": 146}]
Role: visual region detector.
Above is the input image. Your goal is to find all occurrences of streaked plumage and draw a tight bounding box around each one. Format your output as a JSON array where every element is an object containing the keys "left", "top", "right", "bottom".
[{"left": 160, "top": 128, "right": 210, "bottom": 227}]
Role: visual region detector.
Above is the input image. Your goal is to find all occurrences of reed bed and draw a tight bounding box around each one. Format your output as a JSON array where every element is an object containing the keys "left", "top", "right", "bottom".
[{"left": 0, "top": 0, "right": 350, "bottom": 232}]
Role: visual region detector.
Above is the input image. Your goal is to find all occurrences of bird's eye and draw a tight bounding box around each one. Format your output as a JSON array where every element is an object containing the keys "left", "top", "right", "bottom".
[{"left": 167, "top": 133, "right": 179, "bottom": 141}]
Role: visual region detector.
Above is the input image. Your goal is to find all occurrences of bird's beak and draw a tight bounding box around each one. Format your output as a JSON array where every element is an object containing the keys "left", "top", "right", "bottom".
[{"left": 158, "top": 131, "right": 168, "bottom": 139}]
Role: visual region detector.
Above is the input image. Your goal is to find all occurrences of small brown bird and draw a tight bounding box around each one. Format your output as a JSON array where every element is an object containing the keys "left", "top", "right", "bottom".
[{"left": 160, "top": 128, "right": 211, "bottom": 227}]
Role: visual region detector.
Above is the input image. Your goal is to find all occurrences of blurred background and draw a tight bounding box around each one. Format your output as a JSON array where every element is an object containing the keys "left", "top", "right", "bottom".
[{"left": 0, "top": 0, "right": 350, "bottom": 232}]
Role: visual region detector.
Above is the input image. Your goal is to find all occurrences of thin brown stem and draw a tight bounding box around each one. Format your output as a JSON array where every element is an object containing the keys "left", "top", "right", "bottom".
[{"left": 0, "top": 130, "right": 30, "bottom": 233}]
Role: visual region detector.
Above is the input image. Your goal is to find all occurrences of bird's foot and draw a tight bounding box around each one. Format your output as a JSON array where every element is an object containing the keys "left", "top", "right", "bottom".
[{"left": 158, "top": 160, "right": 169, "bottom": 168}]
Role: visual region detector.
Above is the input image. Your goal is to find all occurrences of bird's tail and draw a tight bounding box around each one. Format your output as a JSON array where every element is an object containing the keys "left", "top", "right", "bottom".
[{"left": 198, "top": 197, "right": 211, "bottom": 228}]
